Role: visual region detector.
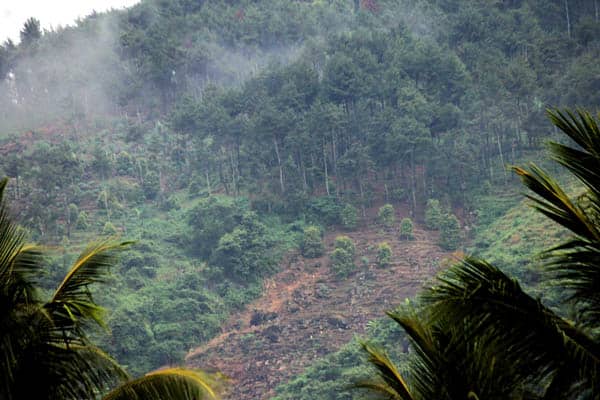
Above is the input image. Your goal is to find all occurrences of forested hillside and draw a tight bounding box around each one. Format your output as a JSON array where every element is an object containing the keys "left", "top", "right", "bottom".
[{"left": 0, "top": 0, "right": 598, "bottom": 392}]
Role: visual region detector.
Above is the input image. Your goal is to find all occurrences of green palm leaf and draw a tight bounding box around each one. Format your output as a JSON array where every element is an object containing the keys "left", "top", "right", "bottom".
[
  {"left": 513, "top": 109, "right": 600, "bottom": 328},
  {"left": 357, "top": 341, "right": 414, "bottom": 400},
  {"left": 47, "top": 239, "right": 132, "bottom": 331},
  {"left": 102, "top": 368, "right": 220, "bottom": 400}
]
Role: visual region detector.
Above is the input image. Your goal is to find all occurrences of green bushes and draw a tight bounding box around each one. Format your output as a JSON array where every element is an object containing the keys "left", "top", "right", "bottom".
[
  {"left": 425, "top": 199, "right": 443, "bottom": 230},
  {"left": 301, "top": 226, "right": 324, "bottom": 258},
  {"left": 306, "top": 196, "right": 342, "bottom": 226},
  {"left": 340, "top": 204, "right": 359, "bottom": 230},
  {"left": 330, "top": 236, "right": 356, "bottom": 277},
  {"left": 377, "top": 204, "right": 396, "bottom": 228},
  {"left": 188, "top": 195, "right": 248, "bottom": 258},
  {"left": 211, "top": 212, "right": 275, "bottom": 283},
  {"left": 439, "top": 213, "right": 461, "bottom": 250},
  {"left": 376, "top": 242, "right": 392, "bottom": 268},
  {"left": 400, "top": 218, "right": 414, "bottom": 240},
  {"left": 424, "top": 198, "right": 462, "bottom": 250}
]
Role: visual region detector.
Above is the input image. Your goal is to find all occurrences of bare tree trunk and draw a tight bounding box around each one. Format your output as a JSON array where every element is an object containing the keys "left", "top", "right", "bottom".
[
  {"left": 229, "top": 148, "right": 237, "bottom": 196},
  {"left": 273, "top": 137, "right": 284, "bottom": 194},
  {"left": 205, "top": 170, "right": 211, "bottom": 195},
  {"left": 300, "top": 156, "right": 308, "bottom": 192},
  {"left": 323, "top": 140, "right": 330, "bottom": 196},
  {"left": 565, "top": 0, "right": 571, "bottom": 38},
  {"left": 359, "top": 180, "right": 366, "bottom": 217},
  {"left": 410, "top": 149, "right": 417, "bottom": 215},
  {"left": 332, "top": 132, "right": 339, "bottom": 197},
  {"left": 496, "top": 130, "right": 507, "bottom": 183}
]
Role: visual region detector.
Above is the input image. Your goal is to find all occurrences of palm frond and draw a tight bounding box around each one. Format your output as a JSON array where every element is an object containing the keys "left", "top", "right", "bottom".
[
  {"left": 11, "top": 342, "right": 127, "bottom": 400},
  {"left": 102, "top": 368, "right": 220, "bottom": 400},
  {"left": 47, "top": 239, "right": 132, "bottom": 330},
  {"left": 513, "top": 110, "right": 600, "bottom": 329},
  {"left": 357, "top": 341, "right": 414, "bottom": 400},
  {"left": 513, "top": 164, "right": 600, "bottom": 242},
  {"left": 422, "top": 257, "right": 600, "bottom": 396}
]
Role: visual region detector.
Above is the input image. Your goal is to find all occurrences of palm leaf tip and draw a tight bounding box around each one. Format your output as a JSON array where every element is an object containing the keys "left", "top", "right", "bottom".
[{"left": 358, "top": 340, "right": 413, "bottom": 400}]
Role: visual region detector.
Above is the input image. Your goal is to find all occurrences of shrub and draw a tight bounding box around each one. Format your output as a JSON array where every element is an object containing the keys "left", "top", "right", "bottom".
[
  {"left": 334, "top": 235, "right": 355, "bottom": 254},
  {"left": 75, "top": 211, "right": 89, "bottom": 230},
  {"left": 306, "top": 196, "right": 341, "bottom": 226},
  {"left": 330, "top": 236, "right": 356, "bottom": 277},
  {"left": 116, "top": 151, "right": 134, "bottom": 176},
  {"left": 439, "top": 213, "right": 461, "bottom": 250},
  {"left": 211, "top": 212, "right": 275, "bottom": 283},
  {"left": 142, "top": 170, "right": 160, "bottom": 200},
  {"left": 425, "top": 199, "right": 443, "bottom": 230},
  {"left": 377, "top": 204, "right": 395, "bottom": 228},
  {"left": 341, "top": 204, "right": 359, "bottom": 230},
  {"left": 376, "top": 242, "right": 392, "bottom": 268},
  {"left": 301, "top": 226, "right": 324, "bottom": 258},
  {"left": 103, "top": 221, "right": 117, "bottom": 235},
  {"left": 400, "top": 218, "right": 414, "bottom": 240}
]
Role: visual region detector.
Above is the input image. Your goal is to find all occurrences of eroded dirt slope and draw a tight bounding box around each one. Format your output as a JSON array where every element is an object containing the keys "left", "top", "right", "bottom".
[{"left": 185, "top": 224, "right": 450, "bottom": 400}]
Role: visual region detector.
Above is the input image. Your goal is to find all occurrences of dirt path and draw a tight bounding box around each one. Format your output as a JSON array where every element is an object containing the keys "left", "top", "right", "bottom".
[{"left": 185, "top": 224, "right": 450, "bottom": 400}]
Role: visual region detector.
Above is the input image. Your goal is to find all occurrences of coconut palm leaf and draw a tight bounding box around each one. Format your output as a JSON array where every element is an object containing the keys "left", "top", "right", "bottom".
[
  {"left": 46, "top": 239, "right": 132, "bottom": 332},
  {"left": 423, "top": 257, "right": 600, "bottom": 393},
  {"left": 11, "top": 341, "right": 126, "bottom": 400},
  {"left": 513, "top": 109, "right": 600, "bottom": 328},
  {"left": 357, "top": 341, "right": 414, "bottom": 400},
  {"left": 102, "top": 368, "right": 220, "bottom": 400}
]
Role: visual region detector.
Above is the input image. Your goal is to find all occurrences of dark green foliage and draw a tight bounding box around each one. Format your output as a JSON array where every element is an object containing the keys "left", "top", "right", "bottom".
[
  {"left": 424, "top": 199, "right": 443, "bottom": 230},
  {"left": 399, "top": 218, "right": 414, "bottom": 240},
  {"left": 142, "top": 170, "right": 160, "bottom": 200},
  {"left": 19, "top": 17, "right": 41, "bottom": 47},
  {"left": 438, "top": 213, "right": 461, "bottom": 250},
  {"left": 340, "top": 204, "right": 359, "bottom": 230},
  {"left": 377, "top": 204, "right": 396, "bottom": 228},
  {"left": 376, "top": 242, "right": 392, "bottom": 268},
  {"left": 76, "top": 211, "right": 89, "bottom": 230},
  {"left": 330, "top": 236, "right": 356, "bottom": 278},
  {"left": 211, "top": 212, "right": 275, "bottom": 283},
  {"left": 188, "top": 196, "right": 247, "bottom": 258},
  {"left": 301, "top": 225, "right": 324, "bottom": 258},
  {"left": 103, "top": 221, "right": 118, "bottom": 235},
  {"left": 306, "top": 196, "right": 342, "bottom": 226}
]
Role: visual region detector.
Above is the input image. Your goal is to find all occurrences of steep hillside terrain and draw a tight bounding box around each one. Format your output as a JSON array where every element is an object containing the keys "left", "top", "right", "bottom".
[{"left": 186, "top": 221, "right": 450, "bottom": 400}]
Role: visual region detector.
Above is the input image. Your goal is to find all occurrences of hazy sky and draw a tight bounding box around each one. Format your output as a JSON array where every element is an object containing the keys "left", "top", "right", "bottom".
[{"left": 1, "top": 0, "right": 140, "bottom": 43}]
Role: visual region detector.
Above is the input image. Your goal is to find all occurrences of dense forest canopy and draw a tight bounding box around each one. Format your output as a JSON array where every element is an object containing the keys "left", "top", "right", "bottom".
[{"left": 0, "top": 0, "right": 598, "bottom": 394}]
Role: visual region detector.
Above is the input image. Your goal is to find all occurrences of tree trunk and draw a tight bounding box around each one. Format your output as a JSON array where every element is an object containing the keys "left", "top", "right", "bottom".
[
  {"left": 359, "top": 180, "right": 366, "bottom": 217},
  {"left": 229, "top": 148, "right": 237, "bottom": 196},
  {"left": 565, "top": 0, "right": 571, "bottom": 38},
  {"left": 496, "top": 129, "right": 507, "bottom": 183},
  {"left": 273, "top": 137, "right": 285, "bottom": 194},
  {"left": 205, "top": 170, "right": 211, "bottom": 195},
  {"left": 410, "top": 149, "right": 417, "bottom": 216},
  {"left": 323, "top": 140, "right": 330, "bottom": 196}
]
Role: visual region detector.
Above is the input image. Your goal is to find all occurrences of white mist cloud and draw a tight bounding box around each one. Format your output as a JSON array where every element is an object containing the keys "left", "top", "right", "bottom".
[{"left": 0, "top": 0, "right": 140, "bottom": 44}]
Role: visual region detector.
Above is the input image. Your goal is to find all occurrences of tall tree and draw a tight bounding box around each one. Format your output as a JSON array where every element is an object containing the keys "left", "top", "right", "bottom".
[{"left": 19, "top": 17, "right": 41, "bottom": 47}]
